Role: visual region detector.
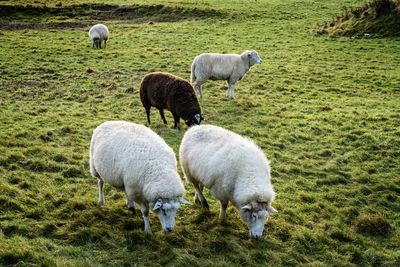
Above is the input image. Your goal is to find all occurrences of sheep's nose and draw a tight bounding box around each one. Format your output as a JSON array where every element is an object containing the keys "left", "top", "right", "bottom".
[
  {"left": 166, "top": 227, "right": 173, "bottom": 232},
  {"left": 259, "top": 60, "right": 263, "bottom": 64}
]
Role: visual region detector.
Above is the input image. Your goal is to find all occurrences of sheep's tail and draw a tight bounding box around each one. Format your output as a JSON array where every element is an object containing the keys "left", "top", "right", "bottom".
[
  {"left": 89, "top": 135, "right": 99, "bottom": 178},
  {"left": 190, "top": 62, "right": 196, "bottom": 84}
]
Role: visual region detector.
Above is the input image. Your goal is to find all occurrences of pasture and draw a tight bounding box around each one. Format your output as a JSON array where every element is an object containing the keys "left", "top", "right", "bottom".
[{"left": 0, "top": 0, "right": 399, "bottom": 266}]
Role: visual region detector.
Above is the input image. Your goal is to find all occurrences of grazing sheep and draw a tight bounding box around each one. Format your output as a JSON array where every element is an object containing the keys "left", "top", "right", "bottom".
[
  {"left": 88, "top": 24, "right": 109, "bottom": 49},
  {"left": 140, "top": 72, "right": 203, "bottom": 129},
  {"left": 191, "top": 50, "right": 262, "bottom": 99},
  {"left": 89, "top": 121, "right": 191, "bottom": 233},
  {"left": 179, "top": 125, "right": 277, "bottom": 239}
]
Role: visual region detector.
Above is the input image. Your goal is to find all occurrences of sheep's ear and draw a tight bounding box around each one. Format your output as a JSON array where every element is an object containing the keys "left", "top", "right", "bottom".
[
  {"left": 268, "top": 206, "right": 278, "bottom": 213},
  {"left": 241, "top": 204, "right": 252, "bottom": 211},
  {"left": 153, "top": 199, "right": 163, "bottom": 211},
  {"left": 180, "top": 198, "right": 192, "bottom": 205}
]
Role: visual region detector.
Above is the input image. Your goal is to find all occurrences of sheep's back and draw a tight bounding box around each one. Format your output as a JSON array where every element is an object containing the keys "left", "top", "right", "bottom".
[
  {"left": 180, "top": 125, "right": 238, "bottom": 185},
  {"left": 89, "top": 24, "right": 109, "bottom": 40},
  {"left": 140, "top": 73, "right": 172, "bottom": 107},
  {"left": 193, "top": 54, "right": 239, "bottom": 79},
  {"left": 180, "top": 125, "right": 270, "bottom": 202},
  {"left": 140, "top": 72, "right": 199, "bottom": 113},
  {"left": 91, "top": 121, "right": 176, "bottom": 186}
]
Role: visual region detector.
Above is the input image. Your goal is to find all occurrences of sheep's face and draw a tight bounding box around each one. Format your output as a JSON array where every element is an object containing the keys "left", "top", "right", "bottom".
[
  {"left": 185, "top": 114, "right": 203, "bottom": 126},
  {"left": 248, "top": 51, "right": 262, "bottom": 65},
  {"left": 152, "top": 198, "right": 191, "bottom": 232},
  {"left": 239, "top": 202, "right": 277, "bottom": 239}
]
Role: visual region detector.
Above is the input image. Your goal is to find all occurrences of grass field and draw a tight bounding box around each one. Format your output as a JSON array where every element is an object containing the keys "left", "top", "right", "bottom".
[{"left": 1, "top": 0, "right": 399, "bottom": 266}]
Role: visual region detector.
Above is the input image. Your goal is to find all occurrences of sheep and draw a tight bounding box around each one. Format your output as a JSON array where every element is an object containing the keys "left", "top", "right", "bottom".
[
  {"left": 88, "top": 24, "right": 109, "bottom": 49},
  {"left": 89, "top": 120, "right": 191, "bottom": 234},
  {"left": 190, "top": 50, "right": 262, "bottom": 99},
  {"left": 179, "top": 124, "right": 277, "bottom": 239},
  {"left": 140, "top": 72, "right": 203, "bottom": 129}
]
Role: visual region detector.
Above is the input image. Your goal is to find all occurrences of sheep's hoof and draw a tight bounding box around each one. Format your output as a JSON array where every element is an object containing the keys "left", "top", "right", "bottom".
[
  {"left": 194, "top": 197, "right": 201, "bottom": 205},
  {"left": 202, "top": 201, "right": 210, "bottom": 210},
  {"left": 129, "top": 207, "right": 136, "bottom": 216},
  {"left": 219, "top": 215, "right": 227, "bottom": 221}
]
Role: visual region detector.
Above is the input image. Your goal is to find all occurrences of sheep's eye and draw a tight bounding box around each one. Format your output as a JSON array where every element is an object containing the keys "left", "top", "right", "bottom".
[{"left": 252, "top": 213, "right": 257, "bottom": 220}]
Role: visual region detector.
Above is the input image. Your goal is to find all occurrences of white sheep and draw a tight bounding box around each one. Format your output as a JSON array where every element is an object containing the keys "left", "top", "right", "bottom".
[
  {"left": 89, "top": 121, "right": 190, "bottom": 233},
  {"left": 88, "top": 24, "right": 109, "bottom": 49},
  {"left": 179, "top": 124, "right": 277, "bottom": 239},
  {"left": 190, "top": 50, "right": 262, "bottom": 99}
]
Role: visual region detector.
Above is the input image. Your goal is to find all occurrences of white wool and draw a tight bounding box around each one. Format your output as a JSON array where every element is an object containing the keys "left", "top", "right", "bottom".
[
  {"left": 179, "top": 124, "right": 275, "bottom": 209},
  {"left": 88, "top": 24, "right": 109, "bottom": 41},
  {"left": 89, "top": 121, "right": 185, "bottom": 203},
  {"left": 190, "top": 50, "right": 262, "bottom": 98}
]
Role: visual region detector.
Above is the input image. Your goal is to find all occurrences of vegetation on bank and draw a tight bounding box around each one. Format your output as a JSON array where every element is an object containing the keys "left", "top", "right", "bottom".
[{"left": 318, "top": 0, "right": 400, "bottom": 37}]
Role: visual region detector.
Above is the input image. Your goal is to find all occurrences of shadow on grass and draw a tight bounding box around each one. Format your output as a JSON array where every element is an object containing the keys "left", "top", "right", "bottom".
[{"left": 0, "top": 3, "right": 226, "bottom": 30}]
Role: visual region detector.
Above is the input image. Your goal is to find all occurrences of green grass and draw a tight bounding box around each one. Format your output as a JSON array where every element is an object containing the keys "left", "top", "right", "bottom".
[{"left": 1, "top": 0, "right": 400, "bottom": 266}]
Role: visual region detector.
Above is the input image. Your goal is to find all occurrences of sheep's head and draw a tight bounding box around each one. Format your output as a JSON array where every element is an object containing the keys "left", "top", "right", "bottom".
[
  {"left": 185, "top": 114, "right": 203, "bottom": 127},
  {"left": 247, "top": 50, "right": 262, "bottom": 65},
  {"left": 239, "top": 201, "right": 277, "bottom": 239},
  {"left": 93, "top": 37, "right": 101, "bottom": 48},
  {"left": 152, "top": 198, "right": 191, "bottom": 232}
]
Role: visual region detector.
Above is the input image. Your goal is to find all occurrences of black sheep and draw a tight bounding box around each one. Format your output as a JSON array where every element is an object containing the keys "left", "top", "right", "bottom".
[{"left": 140, "top": 72, "right": 203, "bottom": 128}]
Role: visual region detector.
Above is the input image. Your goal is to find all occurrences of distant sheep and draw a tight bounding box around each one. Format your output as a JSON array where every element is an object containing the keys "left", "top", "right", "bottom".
[
  {"left": 89, "top": 121, "right": 190, "bottom": 233},
  {"left": 88, "top": 24, "right": 109, "bottom": 48},
  {"left": 179, "top": 125, "right": 277, "bottom": 239},
  {"left": 140, "top": 72, "right": 203, "bottom": 129},
  {"left": 191, "top": 50, "right": 262, "bottom": 99}
]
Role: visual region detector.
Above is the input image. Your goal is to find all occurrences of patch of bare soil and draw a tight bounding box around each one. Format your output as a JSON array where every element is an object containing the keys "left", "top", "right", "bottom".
[{"left": 0, "top": 21, "right": 89, "bottom": 30}]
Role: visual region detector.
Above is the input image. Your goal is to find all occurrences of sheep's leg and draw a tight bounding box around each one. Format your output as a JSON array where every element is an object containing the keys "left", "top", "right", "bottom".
[
  {"left": 98, "top": 179, "right": 104, "bottom": 206},
  {"left": 219, "top": 201, "right": 228, "bottom": 220},
  {"left": 159, "top": 109, "right": 167, "bottom": 125},
  {"left": 194, "top": 185, "right": 203, "bottom": 205},
  {"left": 145, "top": 106, "right": 151, "bottom": 124},
  {"left": 124, "top": 187, "right": 136, "bottom": 215},
  {"left": 140, "top": 203, "right": 152, "bottom": 234},
  {"left": 172, "top": 112, "right": 180, "bottom": 129},
  {"left": 92, "top": 42, "right": 95, "bottom": 48},
  {"left": 125, "top": 196, "right": 136, "bottom": 216},
  {"left": 194, "top": 83, "right": 203, "bottom": 99},
  {"left": 195, "top": 185, "right": 209, "bottom": 210},
  {"left": 226, "top": 82, "right": 235, "bottom": 99},
  {"left": 104, "top": 39, "right": 107, "bottom": 49}
]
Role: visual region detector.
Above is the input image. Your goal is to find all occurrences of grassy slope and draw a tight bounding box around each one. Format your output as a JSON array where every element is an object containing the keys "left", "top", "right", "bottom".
[{"left": 1, "top": 0, "right": 400, "bottom": 266}]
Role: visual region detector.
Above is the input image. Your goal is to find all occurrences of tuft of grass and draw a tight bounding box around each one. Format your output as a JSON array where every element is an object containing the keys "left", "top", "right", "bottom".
[{"left": 354, "top": 213, "right": 393, "bottom": 237}]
